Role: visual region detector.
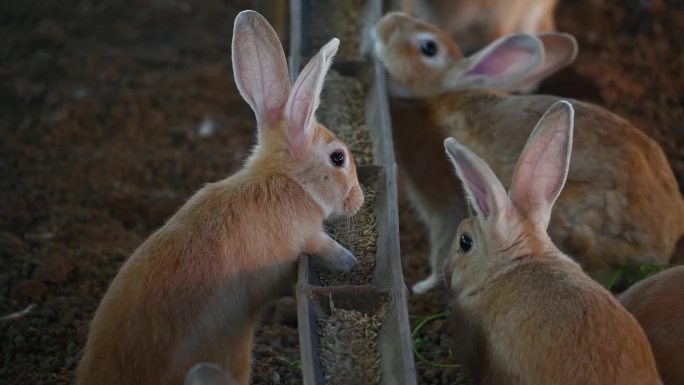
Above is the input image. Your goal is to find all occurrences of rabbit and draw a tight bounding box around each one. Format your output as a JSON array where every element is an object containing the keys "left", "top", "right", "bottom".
[
  {"left": 619, "top": 265, "right": 684, "bottom": 385},
  {"left": 76, "top": 10, "right": 364, "bottom": 385},
  {"left": 407, "top": 0, "right": 558, "bottom": 54},
  {"left": 443, "top": 100, "right": 662, "bottom": 385},
  {"left": 372, "top": 12, "right": 684, "bottom": 294}
]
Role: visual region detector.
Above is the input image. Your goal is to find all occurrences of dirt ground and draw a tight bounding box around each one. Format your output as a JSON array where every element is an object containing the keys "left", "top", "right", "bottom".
[{"left": 1, "top": 1, "right": 682, "bottom": 384}]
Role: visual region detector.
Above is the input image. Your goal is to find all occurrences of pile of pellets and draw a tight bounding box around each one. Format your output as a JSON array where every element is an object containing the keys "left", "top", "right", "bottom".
[
  {"left": 319, "top": 70, "right": 373, "bottom": 165},
  {"left": 317, "top": 300, "right": 386, "bottom": 385},
  {"left": 307, "top": 3, "right": 386, "bottom": 383},
  {"left": 319, "top": 185, "right": 377, "bottom": 286},
  {"left": 308, "top": 0, "right": 368, "bottom": 60}
]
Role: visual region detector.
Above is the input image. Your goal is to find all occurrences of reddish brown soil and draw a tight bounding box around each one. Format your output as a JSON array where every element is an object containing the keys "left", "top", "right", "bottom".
[
  {"left": 0, "top": 1, "right": 299, "bottom": 384},
  {"left": 1, "top": 1, "right": 682, "bottom": 385}
]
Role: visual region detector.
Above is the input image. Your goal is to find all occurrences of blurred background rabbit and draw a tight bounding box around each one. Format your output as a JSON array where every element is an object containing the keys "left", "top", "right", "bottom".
[
  {"left": 372, "top": 12, "right": 684, "bottom": 294},
  {"left": 405, "top": 0, "right": 558, "bottom": 54}
]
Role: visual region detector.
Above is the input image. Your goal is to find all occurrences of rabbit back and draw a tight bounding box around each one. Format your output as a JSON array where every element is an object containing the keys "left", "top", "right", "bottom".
[
  {"left": 620, "top": 266, "right": 684, "bottom": 385},
  {"left": 432, "top": 90, "right": 684, "bottom": 274},
  {"left": 469, "top": 257, "right": 662, "bottom": 385}
]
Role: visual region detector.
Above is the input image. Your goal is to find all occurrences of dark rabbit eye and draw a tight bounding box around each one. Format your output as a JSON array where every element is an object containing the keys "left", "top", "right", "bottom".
[
  {"left": 330, "top": 150, "right": 345, "bottom": 167},
  {"left": 420, "top": 40, "right": 438, "bottom": 57},
  {"left": 459, "top": 234, "right": 473, "bottom": 252}
]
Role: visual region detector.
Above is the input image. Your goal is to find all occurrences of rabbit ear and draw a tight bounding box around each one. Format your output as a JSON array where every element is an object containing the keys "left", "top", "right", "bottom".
[
  {"left": 284, "top": 38, "right": 339, "bottom": 159},
  {"left": 444, "top": 138, "right": 510, "bottom": 226},
  {"left": 510, "top": 101, "right": 574, "bottom": 230},
  {"left": 504, "top": 33, "right": 578, "bottom": 92},
  {"left": 232, "top": 10, "right": 291, "bottom": 128},
  {"left": 446, "top": 34, "right": 544, "bottom": 90}
]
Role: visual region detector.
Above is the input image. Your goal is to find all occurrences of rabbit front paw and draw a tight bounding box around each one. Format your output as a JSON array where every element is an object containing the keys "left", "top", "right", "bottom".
[
  {"left": 312, "top": 244, "right": 357, "bottom": 273},
  {"left": 306, "top": 233, "right": 358, "bottom": 273},
  {"left": 326, "top": 245, "right": 357, "bottom": 273}
]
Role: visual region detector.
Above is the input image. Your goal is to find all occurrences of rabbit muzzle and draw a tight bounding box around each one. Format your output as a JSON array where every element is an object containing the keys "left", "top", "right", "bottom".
[{"left": 342, "top": 184, "right": 364, "bottom": 216}]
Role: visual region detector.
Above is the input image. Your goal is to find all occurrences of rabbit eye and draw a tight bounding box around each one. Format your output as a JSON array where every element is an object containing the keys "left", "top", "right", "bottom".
[
  {"left": 459, "top": 234, "right": 473, "bottom": 252},
  {"left": 420, "top": 40, "right": 438, "bottom": 57},
  {"left": 330, "top": 150, "right": 345, "bottom": 167}
]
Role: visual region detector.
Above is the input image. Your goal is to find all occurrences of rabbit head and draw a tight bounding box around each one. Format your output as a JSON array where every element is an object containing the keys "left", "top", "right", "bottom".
[
  {"left": 373, "top": 12, "right": 577, "bottom": 97},
  {"left": 443, "top": 101, "right": 575, "bottom": 297},
  {"left": 232, "top": 11, "right": 363, "bottom": 218}
]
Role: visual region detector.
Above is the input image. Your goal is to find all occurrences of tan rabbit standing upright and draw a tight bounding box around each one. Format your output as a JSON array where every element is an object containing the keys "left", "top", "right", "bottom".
[
  {"left": 373, "top": 12, "right": 684, "bottom": 293},
  {"left": 443, "top": 101, "right": 662, "bottom": 385},
  {"left": 408, "top": 0, "right": 558, "bottom": 54},
  {"left": 77, "top": 11, "right": 364, "bottom": 385},
  {"left": 619, "top": 266, "right": 684, "bottom": 385}
]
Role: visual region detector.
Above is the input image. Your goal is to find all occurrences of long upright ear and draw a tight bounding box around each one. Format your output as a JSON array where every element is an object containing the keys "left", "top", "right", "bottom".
[
  {"left": 510, "top": 100, "right": 574, "bottom": 230},
  {"left": 446, "top": 34, "right": 544, "bottom": 90},
  {"left": 232, "top": 10, "right": 291, "bottom": 128},
  {"left": 284, "top": 38, "right": 339, "bottom": 158},
  {"left": 444, "top": 138, "right": 510, "bottom": 227},
  {"left": 504, "top": 33, "right": 578, "bottom": 93}
]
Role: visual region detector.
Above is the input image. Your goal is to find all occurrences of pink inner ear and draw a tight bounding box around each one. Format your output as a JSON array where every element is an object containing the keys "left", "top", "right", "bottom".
[
  {"left": 287, "top": 67, "right": 315, "bottom": 138},
  {"left": 466, "top": 43, "right": 537, "bottom": 77},
  {"left": 285, "top": 58, "right": 318, "bottom": 157},
  {"left": 460, "top": 161, "right": 491, "bottom": 217},
  {"left": 510, "top": 101, "right": 573, "bottom": 227},
  {"left": 507, "top": 34, "right": 577, "bottom": 92},
  {"left": 516, "top": 127, "right": 568, "bottom": 203},
  {"left": 232, "top": 12, "right": 291, "bottom": 124},
  {"left": 235, "top": 45, "right": 289, "bottom": 121}
]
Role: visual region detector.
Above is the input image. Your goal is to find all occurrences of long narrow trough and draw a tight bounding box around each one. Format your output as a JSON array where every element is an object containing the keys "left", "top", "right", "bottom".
[{"left": 290, "top": 1, "right": 417, "bottom": 384}]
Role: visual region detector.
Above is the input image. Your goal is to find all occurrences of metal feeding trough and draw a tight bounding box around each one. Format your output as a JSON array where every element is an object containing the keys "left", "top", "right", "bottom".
[{"left": 290, "top": 0, "right": 417, "bottom": 384}]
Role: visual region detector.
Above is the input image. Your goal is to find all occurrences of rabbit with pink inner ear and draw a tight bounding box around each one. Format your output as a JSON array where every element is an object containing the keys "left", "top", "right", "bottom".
[
  {"left": 373, "top": 12, "right": 684, "bottom": 294},
  {"left": 76, "top": 10, "right": 363, "bottom": 385},
  {"left": 408, "top": 0, "right": 558, "bottom": 54},
  {"left": 619, "top": 265, "right": 684, "bottom": 385},
  {"left": 443, "top": 101, "right": 662, "bottom": 385}
]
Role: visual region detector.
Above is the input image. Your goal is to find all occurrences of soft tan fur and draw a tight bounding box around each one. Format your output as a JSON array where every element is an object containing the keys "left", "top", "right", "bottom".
[
  {"left": 620, "top": 266, "right": 684, "bottom": 385},
  {"left": 77, "top": 11, "right": 363, "bottom": 385},
  {"left": 374, "top": 13, "right": 684, "bottom": 293},
  {"left": 443, "top": 103, "right": 662, "bottom": 384},
  {"left": 410, "top": 0, "right": 557, "bottom": 54}
]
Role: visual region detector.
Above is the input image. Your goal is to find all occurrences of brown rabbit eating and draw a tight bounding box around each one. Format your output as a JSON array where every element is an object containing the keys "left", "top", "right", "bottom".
[
  {"left": 443, "top": 101, "right": 662, "bottom": 385},
  {"left": 373, "top": 12, "right": 684, "bottom": 294},
  {"left": 619, "top": 265, "right": 684, "bottom": 385},
  {"left": 77, "top": 11, "right": 364, "bottom": 385}
]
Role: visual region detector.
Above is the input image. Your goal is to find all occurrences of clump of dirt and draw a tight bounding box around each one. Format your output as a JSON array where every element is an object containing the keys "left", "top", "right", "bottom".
[
  {"left": 317, "top": 299, "right": 386, "bottom": 385},
  {"left": 319, "top": 184, "right": 377, "bottom": 286},
  {"left": 409, "top": 312, "right": 469, "bottom": 385},
  {"left": 319, "top": 70, "right": 373, "bottom": 165},
  {"left": 251, "top": 323, "right": 302, "bottom": 385}
]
